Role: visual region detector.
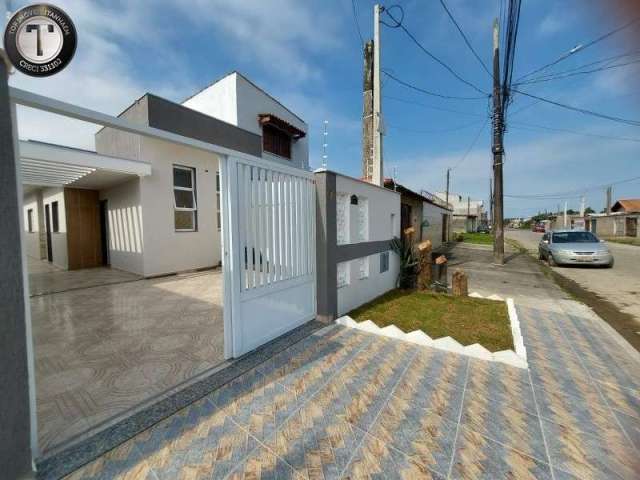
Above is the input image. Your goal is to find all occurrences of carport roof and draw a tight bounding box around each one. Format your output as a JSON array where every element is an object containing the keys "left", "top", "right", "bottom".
[{"left": 19, "top": 140, "right": 151, "bottom": 189}]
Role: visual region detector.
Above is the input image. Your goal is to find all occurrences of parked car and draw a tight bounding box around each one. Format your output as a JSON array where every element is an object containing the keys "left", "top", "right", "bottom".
[
  {"left": 538, "top": 229, "right": 614, "bottom": 267},
  {"left": 477, "top": 224, "right": 490, "bottom": 234},
  {"left": 533, "top": 223, "right": 545, "bottom": 233}
]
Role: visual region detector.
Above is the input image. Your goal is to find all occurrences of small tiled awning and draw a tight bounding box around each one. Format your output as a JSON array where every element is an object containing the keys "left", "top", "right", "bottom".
[{"left": 258, "top": 114, "right": 306, "bottom": 139}]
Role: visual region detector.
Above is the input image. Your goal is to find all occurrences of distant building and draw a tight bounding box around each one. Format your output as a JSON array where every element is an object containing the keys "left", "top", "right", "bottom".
[
  {"left": 434, "top": 192, "right": 485, "bottom": 233},
  {"left": 384, "top": 179, "right": 452, "bottom": 248},
  {"left": 586, "top": 198, "right": 639, "bottom": 238}
]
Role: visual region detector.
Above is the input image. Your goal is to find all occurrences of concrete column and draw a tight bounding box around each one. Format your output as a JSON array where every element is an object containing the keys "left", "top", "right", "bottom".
[
  {"left": 0, "top": 61, "right": 35, "bottom": 477},
  {"left": 315, "top": 170, "right": 337, "bottom": 322}
]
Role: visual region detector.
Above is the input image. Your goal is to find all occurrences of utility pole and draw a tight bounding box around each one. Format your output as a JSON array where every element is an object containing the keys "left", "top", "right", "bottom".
[
  {"left": 372, "top": 4, "right": 383, "bottom": 186},
  {"left": 563, "top": 201, "right": 568, "bottom": 228},
  {"left": 580, "top": 195, "right": 585, "bottom": 217},
  {"left": 445, "top": 168, "right": 451, "bottom": 207},
  {"left": 362, "top": 40, "right": 374, "bottom": 181},
  {"left": 606, "top": 186, "right": 612, "bottom": 214},
  {"left": 467, "top": 196, "right": 471, "bottom": 232},
  {"left": 491, "top": 19, "right": 505, "bottom": 265}
]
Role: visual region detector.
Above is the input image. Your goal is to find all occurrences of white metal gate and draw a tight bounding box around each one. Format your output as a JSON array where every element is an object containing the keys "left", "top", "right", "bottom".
[{"left": 221, "top": 155, "right": 316, "bottom": 357}]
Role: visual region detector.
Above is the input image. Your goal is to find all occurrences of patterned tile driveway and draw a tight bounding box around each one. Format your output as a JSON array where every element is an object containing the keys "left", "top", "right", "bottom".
[{"left": 61, "top": 298, "right": 640, "bottom": 480}]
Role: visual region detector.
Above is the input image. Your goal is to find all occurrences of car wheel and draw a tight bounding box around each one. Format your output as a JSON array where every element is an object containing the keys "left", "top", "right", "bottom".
[
  {"left": 548, "top": 254, "right": 557, "bottom": 267},
  {"left": 607, "top": 259, "right": 615, "bottom": 268}
]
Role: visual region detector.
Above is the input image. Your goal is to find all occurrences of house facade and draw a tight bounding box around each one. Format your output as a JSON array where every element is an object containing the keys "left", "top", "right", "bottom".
[
  {"left": 22, "top": 72, "right": 309, "bottom": 277},
  {"left": 384, "top": 179, "right": 452, "bottom": 248},
  {"left": 435, "top": 192, "right": 485, "bottom": 233},
  {"left": 586, "top": 199, "right": 640, "bottom": 238}
]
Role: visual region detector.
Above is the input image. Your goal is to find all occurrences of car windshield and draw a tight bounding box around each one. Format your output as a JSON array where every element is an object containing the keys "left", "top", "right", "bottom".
[{"left": 552, "top": 231, "right": 599, "bottom": 243}]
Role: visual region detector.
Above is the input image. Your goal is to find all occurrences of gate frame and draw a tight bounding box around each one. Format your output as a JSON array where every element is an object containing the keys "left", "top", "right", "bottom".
[{"left": 221, "top": 154, "right": 316, "bottom": 358}]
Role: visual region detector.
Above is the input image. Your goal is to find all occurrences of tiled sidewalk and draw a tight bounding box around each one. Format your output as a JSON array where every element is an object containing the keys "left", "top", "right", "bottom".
[{"left": 62, "top": 302, "right": 639, "bottom": 479}]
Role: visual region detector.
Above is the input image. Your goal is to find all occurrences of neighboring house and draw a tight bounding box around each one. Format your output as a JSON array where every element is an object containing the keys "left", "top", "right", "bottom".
[
  {"left": 435, "top": 192, "right": 485, "bottom": 233},
  {"left": 384, "top": 179, "right": 452, "bottom": 248},
  {"left": 315, "top": 170, "right": 400, "bottom": 319},
  {"left": 586, "top": 198, "right": 640, "bottom": 238},
  {"left": 21, "top": 72, "right": 308, "bottom": 276}
]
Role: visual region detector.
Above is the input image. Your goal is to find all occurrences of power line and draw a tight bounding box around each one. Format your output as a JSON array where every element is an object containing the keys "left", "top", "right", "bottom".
[
  {"left": 516, "top": 17, "right": 640, "bottom": 82},
  {"left": 506, "top": 174, "right": 640, "bottom": 199},
  {"left": 512, "top": 89, "right": 640, "bottom": 127},
  {"left": 438, "top": 0, "right": 492, "bottom": 77},
  {"left": 384, "top": 95, "right": 487, "bottom": 117},
  {"left": 509, "top": 120, "right": 640, "bottom": 143},
  {"left": 351, "top": 0, "right": 364, "bottom": 47},
  {"left": 382, "top": 69, "right": 489, "bottom": 100},
  {"left": 530, "top": 49, "right": 640, "bottom": 78},
  {"left": 501, "top": 0, "right": 523, "bottom": 112},
  {"left": 514, "top": 58, "right": 640, "bottom": 86},
  {"left": 387, "top": 118, "right": 486, "bottom": 135},
  {"left": 382, "top": 5, "right": 490, "bottom": 96},
  {"left": 451, "top": 118, "right": 489, "bottom": 170}
]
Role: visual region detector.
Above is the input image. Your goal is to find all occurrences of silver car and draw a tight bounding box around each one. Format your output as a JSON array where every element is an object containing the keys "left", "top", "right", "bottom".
[{"left": 538, "top": 229, "right": 614, "bottom": 267}]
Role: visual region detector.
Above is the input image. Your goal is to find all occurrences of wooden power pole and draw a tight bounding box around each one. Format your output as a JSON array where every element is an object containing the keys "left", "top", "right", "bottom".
[{"left": 491, "top": 19, "right": 505, "bottom": 265}]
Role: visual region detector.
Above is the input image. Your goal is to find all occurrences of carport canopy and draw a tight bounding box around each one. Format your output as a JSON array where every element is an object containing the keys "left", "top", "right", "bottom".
[{"left": 19, "top": 139, "right": 151, "bottom": 189}]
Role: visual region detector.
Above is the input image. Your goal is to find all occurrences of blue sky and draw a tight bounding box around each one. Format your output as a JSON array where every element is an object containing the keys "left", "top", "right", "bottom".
[{"left": 8, "top": 0, "right": 640, "bottom": 217}]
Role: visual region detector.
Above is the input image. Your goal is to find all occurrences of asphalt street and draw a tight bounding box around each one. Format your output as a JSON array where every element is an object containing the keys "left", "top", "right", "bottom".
[{"left": 507, "top": 229, "right": 640, "bottom": 327}]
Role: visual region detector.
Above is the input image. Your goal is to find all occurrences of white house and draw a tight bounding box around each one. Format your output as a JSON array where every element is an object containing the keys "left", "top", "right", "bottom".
[{"left": 21, "top": 72, "right": 309, "bottom": 277}]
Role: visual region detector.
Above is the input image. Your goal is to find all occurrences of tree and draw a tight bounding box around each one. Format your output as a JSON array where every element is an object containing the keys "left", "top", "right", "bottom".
[{"left": 585, "top": 207, "right": 595, "bottom": 214}]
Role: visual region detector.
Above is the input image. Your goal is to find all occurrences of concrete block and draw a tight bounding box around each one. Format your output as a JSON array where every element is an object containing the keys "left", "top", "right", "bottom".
[
  {"left": 433, "top": 336, "right": 466, "bottom": 354},
  {"left": 405, "top": 330, "right": 433, "bottom": 346},
  {"left": 465, "top": 343, "right": 493, "bottom": 360},
  {"left": 493, "top": 350, "right": 528, "bottom": 368},
  {"left": 335, "top": 316, "right": 357, "bottom": 328},
  {"left": 379, "top": 325, "right": 406, "bottom": 339},
  {"left": 357, "top": 320, "right": 381, "bottom": 334}
]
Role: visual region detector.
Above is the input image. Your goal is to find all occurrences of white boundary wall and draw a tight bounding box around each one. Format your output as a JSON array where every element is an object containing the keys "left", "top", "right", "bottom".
[{"left": 335, "top": 174, "right": 400, "bottom": 316}]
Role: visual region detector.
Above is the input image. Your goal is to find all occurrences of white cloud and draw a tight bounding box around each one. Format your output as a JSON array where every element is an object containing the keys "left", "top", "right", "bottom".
[
  {"left": 537, "top": 13, "right": 565, "bottom": 36},
  {"left": 171, "top": 0, "right": 343, "bottom": 83}
]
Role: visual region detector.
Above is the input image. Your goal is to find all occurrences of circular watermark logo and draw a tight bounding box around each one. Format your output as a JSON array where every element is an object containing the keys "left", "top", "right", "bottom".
[{"left": 3, "top": 3, "right": 77, "bottom": 77}]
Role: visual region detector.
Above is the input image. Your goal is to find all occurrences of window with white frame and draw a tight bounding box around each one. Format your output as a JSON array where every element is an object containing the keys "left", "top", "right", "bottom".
[
  {"left": 216, "top": 171, "right": 221, "bottom": 231},
  {"left": 173, "top": 165, "right": 197, "bottom": 231}
]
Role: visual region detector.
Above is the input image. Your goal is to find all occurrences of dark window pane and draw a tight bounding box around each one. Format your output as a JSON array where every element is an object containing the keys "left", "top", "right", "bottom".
[
  {"left": 174, "top": 190, "right": 194, "bottom": 209},
  {"left": 52, "top": 201, "right": 59, "bottom": 233},
  {"left": 380, "top": 251, "right": 389, "bottom": 273},
  {"left": 216, "top": 172, "right": 220, "bottom": 191},
  {"left": 174, "top": 210, "right": 194, "bottom": 230},
  {"left": 28, "top": 209, "right": 33, "bottom": 232},
  {"left": 173, "top": 167, "right": 192, "bottom": 188}
]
